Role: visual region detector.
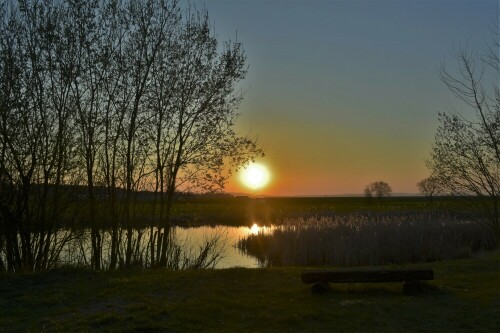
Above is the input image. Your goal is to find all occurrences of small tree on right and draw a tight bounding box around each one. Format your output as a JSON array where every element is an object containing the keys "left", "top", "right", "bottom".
[
  {"left": 417, "top": 176, "right": 443, "bottom": 201},
  {"left": 364, "top": 181, "right": 392, "bottom": 198},
  {"left": 426, "top": 36, "right": 499, "bottom": 236}
]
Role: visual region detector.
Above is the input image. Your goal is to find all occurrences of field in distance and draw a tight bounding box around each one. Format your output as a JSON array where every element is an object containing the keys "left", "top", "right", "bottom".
[
  {"left": 66, "top": 196, "right": 487, "bottom": 228},
  {"left": 129, "top": 196, "right": 482, "bottom": 227}
]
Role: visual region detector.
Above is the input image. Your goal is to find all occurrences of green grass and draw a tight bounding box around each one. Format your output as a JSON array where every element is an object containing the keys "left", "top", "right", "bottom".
[
  {"left": 1, "top": 250, "right": 499, "bottom": 332},
  {"left": 163, "top": 196, "right": 478, "bottom": 225},
  {"left": 68, "top": 196, "right": 481, "bottom": 228}
]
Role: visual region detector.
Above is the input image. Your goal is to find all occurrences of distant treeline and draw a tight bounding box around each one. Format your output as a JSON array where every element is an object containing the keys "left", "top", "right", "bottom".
[{"left": 39, "top": 184, "right": 234, "bottom": 201}]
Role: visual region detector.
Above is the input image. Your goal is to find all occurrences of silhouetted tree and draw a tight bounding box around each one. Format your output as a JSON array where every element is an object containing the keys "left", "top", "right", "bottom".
[
  {"left": 364, "top": 181, "right": 392, "bottom": 198},
  {"left": 427, "top": 36, "right": 499, "bottom": 236},
  {"left": 0, "top": 0, "right": 79, "bottom": 272},
  {"left": 67, "top": 0, "right": 109, "bottom": 270},
  {"left": 147, "top": 7, "right": 261, "bottom": 266},
  {"left": 417, "top": 176, "right": 443, "bottom": 201}
]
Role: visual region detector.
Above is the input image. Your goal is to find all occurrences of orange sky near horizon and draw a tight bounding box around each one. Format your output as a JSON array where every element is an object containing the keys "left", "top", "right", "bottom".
[
  {"left": 224, "top": 154, "right": 429, "bottom": 197},
  {"left": 224, "top": 107, "right": 432, "bottom": 196}
]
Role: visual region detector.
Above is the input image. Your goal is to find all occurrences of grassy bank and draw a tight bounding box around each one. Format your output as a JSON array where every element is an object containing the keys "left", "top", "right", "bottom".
[{"left": 1, "top": 250, "right": 499, "bottom": 332}]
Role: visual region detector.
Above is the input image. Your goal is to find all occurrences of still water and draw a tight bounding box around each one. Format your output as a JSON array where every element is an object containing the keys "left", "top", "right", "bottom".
[
  {"left": 51, "top": 224, "right": 275, "bottom": 269},
  {"left": 174, "top": 224, "right": 273, "bottom": 268}
]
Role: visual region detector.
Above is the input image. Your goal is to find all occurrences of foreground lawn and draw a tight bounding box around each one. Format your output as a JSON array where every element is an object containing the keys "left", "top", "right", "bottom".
[{"left": 1, "top": 250, "right": 499, "bottom": 332}]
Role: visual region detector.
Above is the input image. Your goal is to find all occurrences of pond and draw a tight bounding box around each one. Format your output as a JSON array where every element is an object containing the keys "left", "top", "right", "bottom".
[
  {"left": 3, "top": 213, "right": 495, "bottom": 272},
  {"left": 47, "top": 223, "right": 275, "bottom": 270},
  {"left": 1, "top": 222, "right": 278, "bottom": 271},
  {"left": 172, "top": 224, "right": 274, "bottom": 268}
]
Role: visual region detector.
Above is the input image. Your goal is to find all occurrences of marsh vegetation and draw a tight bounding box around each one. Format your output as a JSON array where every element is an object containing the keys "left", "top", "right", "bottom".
[{"left": 237, "top": 213, "right": 497, "bottom": 267}]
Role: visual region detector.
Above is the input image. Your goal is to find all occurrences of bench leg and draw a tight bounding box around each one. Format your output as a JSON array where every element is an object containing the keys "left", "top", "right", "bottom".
[
  {"left": 311, "top": 282, "right": 330, "bottom": 294},
  {"left": 403, "top": 281, "right": 425, "bottom": 295}
]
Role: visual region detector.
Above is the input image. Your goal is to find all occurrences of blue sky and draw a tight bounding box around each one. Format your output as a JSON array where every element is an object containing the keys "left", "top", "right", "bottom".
[{"left": 191, "top": 0, "right": 498, "bottom": 195}]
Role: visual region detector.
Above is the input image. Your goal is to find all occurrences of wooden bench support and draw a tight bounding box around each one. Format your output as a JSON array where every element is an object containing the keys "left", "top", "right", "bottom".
[
  {"left": 311, "top": 281, "right": 331, "bottom": 295},
  {"left": 302, "top": 268, "right": 434, "bottom": 294}
]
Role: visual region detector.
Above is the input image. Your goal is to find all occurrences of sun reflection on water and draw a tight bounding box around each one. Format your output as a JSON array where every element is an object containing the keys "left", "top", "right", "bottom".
[
  {"left": 249, "top": 223, "right": 260, "bottom": 235},
  {"left": 247, "top": 223, "right": 274, "bottom": 236}
]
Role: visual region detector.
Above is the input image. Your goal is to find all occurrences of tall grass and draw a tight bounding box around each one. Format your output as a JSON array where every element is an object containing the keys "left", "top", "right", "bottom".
[{"left": 237, "top": 213, "right": 498, "bottom": 267}]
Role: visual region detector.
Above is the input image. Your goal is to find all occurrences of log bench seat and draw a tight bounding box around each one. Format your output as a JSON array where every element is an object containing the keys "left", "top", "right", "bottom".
[{"left": 301, "top": 268, "right": 434, "bottom": 294}]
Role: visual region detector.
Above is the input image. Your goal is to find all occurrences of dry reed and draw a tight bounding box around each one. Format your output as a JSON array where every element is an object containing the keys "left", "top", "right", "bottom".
[{"left": 237, "top": 213, "right": 497, "bottom": 267}]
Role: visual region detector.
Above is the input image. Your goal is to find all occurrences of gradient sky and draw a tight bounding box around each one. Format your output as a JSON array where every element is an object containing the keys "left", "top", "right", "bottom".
[{"left": 192, "top": 0, "right": 498, "bottom": 196}]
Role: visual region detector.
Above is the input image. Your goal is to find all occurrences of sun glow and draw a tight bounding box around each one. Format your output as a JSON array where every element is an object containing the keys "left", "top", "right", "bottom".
[{"left": 240, "top": 163, "right": 270, "bottom": 190}]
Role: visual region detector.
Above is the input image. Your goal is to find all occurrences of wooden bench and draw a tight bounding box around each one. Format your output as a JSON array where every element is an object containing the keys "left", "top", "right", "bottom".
[{"left": 301, "top": 268, "right": 434, "bottom": 294}]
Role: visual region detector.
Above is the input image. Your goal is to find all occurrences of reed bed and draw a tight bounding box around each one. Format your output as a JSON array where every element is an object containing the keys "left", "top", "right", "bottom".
[{"left": 237, "top": 213, "right": 498, "bottom": 267}]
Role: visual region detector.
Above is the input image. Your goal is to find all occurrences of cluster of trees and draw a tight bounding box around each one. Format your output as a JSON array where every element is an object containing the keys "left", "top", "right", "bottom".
[
  {"left": 422, "top": 33, "right": 499, "bottom": 236},
  {"left": 0, "top": 0, "right": 261, "bottom": 272},
  {"left": 364, "top": 181, "right": 392, "bottom": 198}
]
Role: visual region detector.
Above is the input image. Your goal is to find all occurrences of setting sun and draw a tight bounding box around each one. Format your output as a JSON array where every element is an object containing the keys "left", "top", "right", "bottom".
[{"left": 240, "top": 163, "right": 270, "bottom": 190}]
